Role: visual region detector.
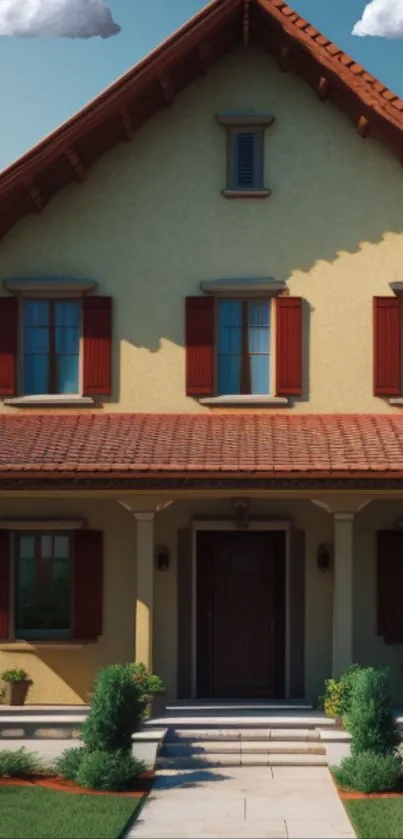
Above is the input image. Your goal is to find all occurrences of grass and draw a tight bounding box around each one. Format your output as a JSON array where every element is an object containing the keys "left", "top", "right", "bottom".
[
  {"left": 0, "top": 786, "right": 143, "bottom": 839},
  {"left": 345, "top": 799, "right": 403, "bottom": 839}
]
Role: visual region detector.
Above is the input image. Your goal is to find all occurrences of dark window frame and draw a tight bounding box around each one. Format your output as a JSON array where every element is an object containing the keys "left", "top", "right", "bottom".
[
  {"left": 216, "top": 113, "right": 275, "bottom": 198},
  {"left": 14, "top": 531, "right": 73, "bottom": 640},
  {"left": 217, "top": 297, "right": 272, "bottom": 396},
  {"left": 22, "top": 298, "right": 82, "bottom": 396}
]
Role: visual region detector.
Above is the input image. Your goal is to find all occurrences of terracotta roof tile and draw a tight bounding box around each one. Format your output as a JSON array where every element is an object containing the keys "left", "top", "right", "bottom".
[{"left": 1, "top": 413, "right": 403, "bottom": 478}]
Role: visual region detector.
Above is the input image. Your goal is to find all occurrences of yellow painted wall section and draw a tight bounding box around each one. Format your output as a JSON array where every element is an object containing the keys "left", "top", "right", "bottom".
[{"left": 0, "top": 48, "right": 402, "bottom": 413}]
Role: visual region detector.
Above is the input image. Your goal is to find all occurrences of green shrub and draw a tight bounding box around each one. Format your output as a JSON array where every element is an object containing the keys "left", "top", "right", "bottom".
[
  {"left": 75, "top": 749, "right": 145, "bottom": 791},
  {"left": 81, "top": 664, "right": 144, "bottom": 752},
  {"left": 334, "top": 751, "right": 401, "bottom": 794},
  {"left": 0, "top": 748, "right": 41, "bottom": 778},
  {"left": 349, "top": 667, "right": 399, "bottom": 756},
  {"left": 322, "top": 664, "right": 361, "bottom": 722},
  {"left": 1, "top": 669, "right": 29, "bottom": 683},
  {"left": 55, "top": 747, "right": 86, "bottom": 781}
]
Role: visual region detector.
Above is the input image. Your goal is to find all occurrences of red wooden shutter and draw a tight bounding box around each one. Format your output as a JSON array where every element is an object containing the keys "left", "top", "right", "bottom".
[
  {"left": 0, "top": 531, "right": 11, "bottom": 640},
  {"left": 377, "top": 531, "right": 403, "bottom": 644},
  {"left": 72, "top": 530, "right": 103, "bottom": 640},
  {"left": 186, "top": 297, "right": 215, "bottom": 396},
  {"left": 83, "top": 297, "right": 112, "bottom": 396},
  {"left": 373, "top": 297, "right": 401, "bottom": 397},
  {"left": 0, "top": 297, "right": 18, "bottom": 397},
  {"left": 276, "top": 297, "right": 303, "bottom": 396}
]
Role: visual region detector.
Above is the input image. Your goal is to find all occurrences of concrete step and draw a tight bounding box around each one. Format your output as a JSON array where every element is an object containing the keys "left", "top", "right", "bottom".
[
  {"left": 161, "top": 740, "right": 326, "bottom": 757},
  {"left": 169, "top": 727, "right": 321, "bottom": 742},
  {"left": 146, "top": 714, "right": 336, "bottom": 729},
  {"left": 157, "top": 752, "right": 328, "bottom": 769}
]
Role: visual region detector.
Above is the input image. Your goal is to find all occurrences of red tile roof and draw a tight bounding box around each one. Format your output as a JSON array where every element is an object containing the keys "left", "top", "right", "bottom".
[
  {"left": 2, "top": 413, "right": 403, "bottom": 478},
  {"left": 1, "top": 0, "right": 403, "bottom": 242}
]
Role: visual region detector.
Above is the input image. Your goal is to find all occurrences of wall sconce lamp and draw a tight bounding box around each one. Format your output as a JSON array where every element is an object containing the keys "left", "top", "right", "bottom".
[
  {"left": 156, "top": 545, "right": 170, "bottom": 572},
  {"left": 317, "top": 543, "right": 331, "bottom": 573}
]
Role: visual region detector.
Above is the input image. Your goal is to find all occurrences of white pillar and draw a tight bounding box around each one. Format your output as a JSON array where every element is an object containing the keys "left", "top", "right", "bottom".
[
  {"left": 134, "top": 513, "right": 154, "bottom": 670},
  {"left": 332, "top": 512, "right": 354, "bottom": 677}
]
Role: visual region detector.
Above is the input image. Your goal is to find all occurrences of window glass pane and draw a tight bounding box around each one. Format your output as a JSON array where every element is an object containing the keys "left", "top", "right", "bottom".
[
  {"left": 55, "top": 327, "right": 79, "bottom": 355},
  {"left": 219, "top": 300, "right": 242, "bottom": 328},
  {"left": 218, "top": 355, "right": 241, "bottom": 395},
  {"left": 248, "top": 301, "right": 270, "bottom": 353},
  {"left": 54, "top": 535, "right": 69, "bottom": 559},
  {"left": 57, "top": 356, "right": 79, "bottom": 394},
  {"left": 55, "top": 301, "right": 80, "bottom": 327},
  {"left": 15, "top": 532, "right": 71, "bottom": 637},
  {"left": 250, "top": 354, "right": 270, "bottom": 395},
  {"left": 19, "top": 535, "right": 35, "bottom": 559},
  {"left": 24, "top": 327, "right": 49, "bottom": 354},
  {"left": 23, "top": 355, "right": 49, "bottom": 395},
  {"left": 24, "top": 300, "right": 50, "bottom": 327}
]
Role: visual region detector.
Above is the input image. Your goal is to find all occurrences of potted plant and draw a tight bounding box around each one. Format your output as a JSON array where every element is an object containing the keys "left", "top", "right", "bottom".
[
  {"left": 131, "top": 663, "right": 165, "bottom": 720},
  {"left": 1, "top": 669, "right": 31, "bottom": 706}
]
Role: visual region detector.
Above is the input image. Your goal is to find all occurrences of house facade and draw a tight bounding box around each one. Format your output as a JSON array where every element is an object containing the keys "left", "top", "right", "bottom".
[{"left": 0, "top": 0, "right": 403, "bottom": 705}]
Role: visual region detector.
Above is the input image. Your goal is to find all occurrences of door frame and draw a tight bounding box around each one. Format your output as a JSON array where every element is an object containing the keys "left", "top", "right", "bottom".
[{"left": 191, "top": 520, "right": 292, "bottom": 700}]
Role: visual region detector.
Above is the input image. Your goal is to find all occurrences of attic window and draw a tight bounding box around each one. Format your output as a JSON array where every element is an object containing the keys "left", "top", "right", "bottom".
[{"left": 216, "top": 113, "right": 275, "bottom": 199}]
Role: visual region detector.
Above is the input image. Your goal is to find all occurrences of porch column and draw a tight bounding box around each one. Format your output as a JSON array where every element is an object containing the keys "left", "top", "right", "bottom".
[
  {"left": 332, "top": 512, "right": 354, "bottom": 678},
  {"left": 135, "top": 512, "right": 154, "bottom": 670}
]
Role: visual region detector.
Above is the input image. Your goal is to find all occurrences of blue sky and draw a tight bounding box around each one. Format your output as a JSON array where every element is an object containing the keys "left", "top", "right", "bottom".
[{"left": 0, "top": 0, "right": 402, "bottom": 170}]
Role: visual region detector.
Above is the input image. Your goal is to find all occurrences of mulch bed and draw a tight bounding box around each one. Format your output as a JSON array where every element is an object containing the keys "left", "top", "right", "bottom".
[
  {"left": 337, "top": 779, "right": 403, "bottom": 801},
  {"left": 0, "top": 771, "right": 154, "bottom": 798}
]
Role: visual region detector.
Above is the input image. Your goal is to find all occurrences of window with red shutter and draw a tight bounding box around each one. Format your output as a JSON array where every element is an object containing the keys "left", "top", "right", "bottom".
[
  {"left": 83, "top": 297, "right": 112, "bottom": 396},
  {"left": 373, "top": 297, "right": 401, "bottom": 397},
  {"left": 0, "top": 531, "right": 10, "bottom": 640},
  {"left": 0, "top": 297, "right": 18, "bottom": 397},
  {"left": 377, "top": 531, "right": 403, "bottom": 644},
  {"left": 275, "top": 297, "right": 303, "bottom": 396},
  {"left": 72, "top": 530, "right": 103, "bottom": 640}
]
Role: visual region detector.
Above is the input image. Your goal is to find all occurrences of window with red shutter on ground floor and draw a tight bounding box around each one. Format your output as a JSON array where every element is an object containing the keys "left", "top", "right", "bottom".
[
  {"left": 185, "top": 295, "right": 303, "bottom": 398},
  {"left": 0, "top": 529, "right": 104, "bottom": 642},
  {"left": 0, "top": 295, "right": 112, "bottom": 399}
]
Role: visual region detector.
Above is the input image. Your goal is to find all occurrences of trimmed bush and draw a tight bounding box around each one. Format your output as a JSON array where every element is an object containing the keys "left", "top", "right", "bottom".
[
  {"left": 349, "top": 667, "right": 399, "bottom": 756},
  {"left": 322, "top": 664, "right": 361, "bottom": 723},
  {"left": 55, "top": 747, "right": 86, "bottom": 781},
  {"left": 334, "top": 751, "right": 401, "bottom": 794},
  {"left": 75, "top": 749, "right": 145, "bottom": 791},
  {"left": 81, "top": 664, "right": 144, "bottom": 753},
  {"left": 0, "top": 748, "right": 42, "bottom": 778}
]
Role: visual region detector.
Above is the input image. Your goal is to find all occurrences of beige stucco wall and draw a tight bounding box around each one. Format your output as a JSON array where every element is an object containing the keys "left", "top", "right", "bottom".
[{"left": 0, "top": 47, "right": 402, "bottom": 413}]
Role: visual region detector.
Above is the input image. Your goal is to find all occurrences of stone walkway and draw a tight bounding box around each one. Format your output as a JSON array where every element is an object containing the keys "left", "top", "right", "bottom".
[{"left": 128, "top": 766, "right": 356, "bottom": 839}]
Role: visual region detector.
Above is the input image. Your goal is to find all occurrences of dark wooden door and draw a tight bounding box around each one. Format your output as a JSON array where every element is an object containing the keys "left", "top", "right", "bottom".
[{"left": 197, "top": 531, "right": 285, "bottom": 698}]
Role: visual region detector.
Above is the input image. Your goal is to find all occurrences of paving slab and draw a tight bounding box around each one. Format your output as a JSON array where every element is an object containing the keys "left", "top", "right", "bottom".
[{"left": 127, "top": 766, "right": 355, "bottom": 839}]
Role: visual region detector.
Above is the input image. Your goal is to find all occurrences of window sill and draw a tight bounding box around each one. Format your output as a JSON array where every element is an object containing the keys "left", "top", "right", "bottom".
[
  {"left": 200, "top": 395, "right": 289, "bottom": 407},
  {"left": 221, "top": 188, "right": 271, "bottom": 199},
  {"left": 4, "top": 395, "right": 95, "bottom": 408},
  {"left": 389, "top": 398, "right": 403, "bottom": 405},
  {"left": 0, "top": 641, "right": 95, "bottom": 651}
]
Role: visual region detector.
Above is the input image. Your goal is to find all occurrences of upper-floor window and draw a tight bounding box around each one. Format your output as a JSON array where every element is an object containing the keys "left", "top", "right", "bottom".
[
  {"left": 216, "top": 113, "right": 275, "bottom": 199},
  {"left": 0, "top": 280, "right": 112, "bottom": 405},
  {"left": 24, "top": 299, "right": 81, "bottom": 396},
  {"left": 218, "top": 299, "right": 271, "bottom": 395},
  {"left": 186, "top": 287, "right": 303, "bottom": 403}
]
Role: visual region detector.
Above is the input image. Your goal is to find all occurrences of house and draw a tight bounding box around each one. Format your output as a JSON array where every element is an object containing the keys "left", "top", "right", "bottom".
[{"left": 0, "top": 0, "right": 403, "bottom": 707}]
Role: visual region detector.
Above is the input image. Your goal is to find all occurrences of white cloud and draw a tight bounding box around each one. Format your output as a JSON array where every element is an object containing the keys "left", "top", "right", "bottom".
[
  {"left": 353, "top": 0, "right": 403, "bottom": 38},
  {"left": 0, "top": 0, "right": 121, "bottom": 39}
]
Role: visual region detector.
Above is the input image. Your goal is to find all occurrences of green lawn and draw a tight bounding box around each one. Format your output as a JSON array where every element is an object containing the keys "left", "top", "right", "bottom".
[
  {"left": 0, "top": 786, "right": 143, "bottom": 839},
  {"left": 345, "top": 799, "right": 403, "bottom": 839}
]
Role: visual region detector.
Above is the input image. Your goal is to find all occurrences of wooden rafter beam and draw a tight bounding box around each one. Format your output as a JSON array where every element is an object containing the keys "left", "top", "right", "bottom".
[
  {"left": 119, "top": 107, "right": 136, "bottom": 141},
  {"left": 65, "top": 147, "right": 86, "bottom": 181},
  {"left": 160, "top": 72, "right": 175, "bottom": 105},
  {"left": 357, "top": 115, "right": 370, "bottom": 138},
  {"left": 317, "top": 76, "right": 330, "bottom": 101}
]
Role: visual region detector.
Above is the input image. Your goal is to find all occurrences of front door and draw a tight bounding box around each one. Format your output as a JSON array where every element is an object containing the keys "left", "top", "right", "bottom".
[{"left": 197, "top": 530, "right": 285, "bottom": 698}]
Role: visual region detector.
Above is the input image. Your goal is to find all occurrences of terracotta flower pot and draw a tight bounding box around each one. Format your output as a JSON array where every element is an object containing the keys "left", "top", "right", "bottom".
[{"left": 3, "top": 680, "right": 30, "bottom": 706}]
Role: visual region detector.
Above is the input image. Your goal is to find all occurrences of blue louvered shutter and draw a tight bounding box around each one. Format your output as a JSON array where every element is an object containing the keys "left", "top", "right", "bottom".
[{"left": 233, "top": 130, "right": 262, "bottom": 189}]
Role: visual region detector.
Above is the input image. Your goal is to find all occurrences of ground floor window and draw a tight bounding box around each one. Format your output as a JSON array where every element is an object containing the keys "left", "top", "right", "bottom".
[{"left": 15, "top": 532, "right": 71, "bottom": 639}]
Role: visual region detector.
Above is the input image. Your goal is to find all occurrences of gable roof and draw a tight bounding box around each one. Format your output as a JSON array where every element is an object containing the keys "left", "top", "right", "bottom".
[
  {"left": 2, "top": 413, "right": 403, "bottom": 485},
  {"left": 1, "top": 0, "right": 403, "bottom": 244}
]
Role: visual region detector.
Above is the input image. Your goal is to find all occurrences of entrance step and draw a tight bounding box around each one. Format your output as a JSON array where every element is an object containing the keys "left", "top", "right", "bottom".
[
  {"left": 157, "top": 752, "right": 327, "bottom": 769},
  {"left": 163, "top": 740, "right": 325, "bottom": 756}
]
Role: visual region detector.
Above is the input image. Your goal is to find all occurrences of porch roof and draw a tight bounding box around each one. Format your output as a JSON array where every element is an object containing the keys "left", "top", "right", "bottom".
[{"left": 2, "top": 412, "right": 403, "bottom": 481}]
